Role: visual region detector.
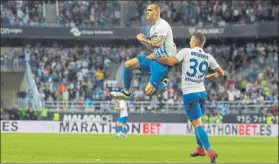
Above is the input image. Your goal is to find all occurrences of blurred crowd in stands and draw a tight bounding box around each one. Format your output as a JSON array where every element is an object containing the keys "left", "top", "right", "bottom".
[
  {"left": 1, "top": 0, "right": 278, "bottom": 117},
  {"left": 1, "top": 1, "right": 46, "bottom": 27},
  {"left": 5, "top": 105, "right": 39, "bottom": 120},
  {"left": 129, "top": 0, "right": 278, "bottom": 26},
  {"left": 1, "top": 40, "right": 278, "bottom": 107},
  {"left": 57, "top": 1, "right": 121, "bottom": 27},
  {"left": 1, "top": 1, "right": 278, "bottom": 27}
]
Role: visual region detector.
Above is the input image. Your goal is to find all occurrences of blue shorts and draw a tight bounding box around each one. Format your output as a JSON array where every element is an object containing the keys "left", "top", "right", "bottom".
[
  {"left": 182, "top": 91, "right": 207, "bottom": 121},
  {"left": 117, "top": 116, "right": 128, "bottom": 124},
  {"left": 137, "top": 55, "right": 172, "bottom": 92}
]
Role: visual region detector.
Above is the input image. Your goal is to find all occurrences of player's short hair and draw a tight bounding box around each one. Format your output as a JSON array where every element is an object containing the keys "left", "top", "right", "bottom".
[
  {"left": 149, "top": 3, "right": 160, "bottom": 13},
  {"left": 192, "top": 32, "right": 206, "bottom": 47}
]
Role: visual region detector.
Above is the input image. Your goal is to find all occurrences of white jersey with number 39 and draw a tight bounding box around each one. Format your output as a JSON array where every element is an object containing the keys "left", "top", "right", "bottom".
[{"left": 175, "top": 47, "right": 220, "bottom": 94}]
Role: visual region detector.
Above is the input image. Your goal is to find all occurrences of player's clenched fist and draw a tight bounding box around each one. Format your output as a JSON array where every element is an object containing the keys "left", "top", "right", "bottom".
[
  {"left": 205, "top": 75, "right": 213, "bottom": 80},
  {"left": 137, "top": 33, "right": 146, "bottom": 41},
  {"left": 205, "top": 74, "right": 217, "bottom": 80}
]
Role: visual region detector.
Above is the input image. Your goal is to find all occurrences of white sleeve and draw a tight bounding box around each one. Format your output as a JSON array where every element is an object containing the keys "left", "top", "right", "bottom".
[
  {"left": 156, "top": 23, "right": 168, "bottom": 36},
  {"left": 119, "top": 100, "right": 126, "bottom": 109},
  {"left": 209, "top": 55, "right": 220, "bottom": 70},
  {"left": 175, "top": 48, "right": 189, "bottom": 62}
]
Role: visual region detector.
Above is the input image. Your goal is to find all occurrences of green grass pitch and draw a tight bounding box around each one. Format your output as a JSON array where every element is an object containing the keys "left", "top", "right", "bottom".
[{"left": 1, "top": 133, "right": 278, "bottom": 163}]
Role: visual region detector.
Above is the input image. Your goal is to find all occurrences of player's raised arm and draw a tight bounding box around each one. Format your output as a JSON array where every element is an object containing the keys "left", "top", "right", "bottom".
[
  {"left": 139, "top": 34, "right": 166, "bottom": 48},
  {"left": 139, "top": 38, "right": 154, "bottom": 51},
  {"left": 137, "top": 33, "right": 166, "bottom": 51}
]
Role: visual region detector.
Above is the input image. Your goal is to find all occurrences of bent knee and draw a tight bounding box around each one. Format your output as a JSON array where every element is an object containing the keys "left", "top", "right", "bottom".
[
  {"left": 145, "top": 91, "right": 153, "bottom": 96},
  {"left": 125, "top": 58, "right": 140, "bottom": 69},
  {"left": 145, "top": 87, "right": 155, "bottom": 96},
  {"left": 124, "top": 60, "right": 136, "bottom": 68},
  {"left": 124, "top": 61, "right": 131, "bottom": 68}
]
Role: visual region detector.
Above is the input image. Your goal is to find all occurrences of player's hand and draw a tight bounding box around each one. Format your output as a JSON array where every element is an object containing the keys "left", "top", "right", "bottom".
[
  {"left": 147, "top": 53, "right": 155, "bottom": 60},
  {"left": 137, "top": 33, "right": 146, "bottom": 42},
  {"left": 205, "top": 74, "right": 214, "bottom": 80}
]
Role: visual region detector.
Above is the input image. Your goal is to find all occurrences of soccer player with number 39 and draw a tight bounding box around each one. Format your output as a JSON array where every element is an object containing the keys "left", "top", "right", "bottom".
[{"left": 150, "top": 32, "right": 225, "bottom": 163}]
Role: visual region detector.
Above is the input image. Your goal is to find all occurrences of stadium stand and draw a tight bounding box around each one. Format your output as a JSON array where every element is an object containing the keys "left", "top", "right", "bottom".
[
  {"left": 1, "top": 1, "right": 278, "bottom": 27},
  {"left": 1, "top": 3, "right": 278, "bottom": 163},
  {"left": 1, "top": 40, "right": 277, "bottom": 104},
  {"left": 0, "top": 1, "right": 278, "bottom": 121},
  {"left": 57, "top": 1, "right": 121, "bottom": 27},
  {"left": 128, "top": 1, "right": 279, "bottom": 26},
  {"left": 1, "top": 0, "right": 46, "bottom": 27}
]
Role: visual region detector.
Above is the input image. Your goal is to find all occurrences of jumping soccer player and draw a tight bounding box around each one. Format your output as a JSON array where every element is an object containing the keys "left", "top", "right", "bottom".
[
  {"left": 111, "top": 3, "right": 177, "bottom": 99},
  {"left": 151, "top": 32, "right": 224, "bottom": 163},
  {"left": 114, "top": 99, "right": 128, "bottom": 138}
]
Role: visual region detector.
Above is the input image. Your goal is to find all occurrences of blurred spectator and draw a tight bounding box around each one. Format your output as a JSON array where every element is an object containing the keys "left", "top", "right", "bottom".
[
  {"left": 9, "top": 105, "right": 20, "bottom": 120},
  {"left": 1, "top": 1, "right": 46, "bottom": 27},
  {"left": 266, "top": 113, "right": 273, "bottom": 124},
  {"left": 57, "top": 1, "right": 121, "bottom": 27},
  {"left": 40, "top": 107, "right": 48, "bottom": 120}
]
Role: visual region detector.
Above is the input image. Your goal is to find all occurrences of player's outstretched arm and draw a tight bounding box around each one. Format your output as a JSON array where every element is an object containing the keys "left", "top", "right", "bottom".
[
  {"left": 157, "top": 56, "right": 179, "bottom": 66},
  {"left": 205, "top": 67, "right": 225, "bottom": 80},
  {"left": 147, "top": 52, "right": 179, "bottom": 66},
  {"left": 153, "top": 48, "right": 187, "bottom": 66}
]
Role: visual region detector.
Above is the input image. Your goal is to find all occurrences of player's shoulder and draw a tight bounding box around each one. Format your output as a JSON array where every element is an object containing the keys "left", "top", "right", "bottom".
[
  {"left": 159, "top": 18, "right": 170, "bottom": 27},
  {"left": 205, "top": 52, "right": 215, "bottom": 60},
  {"left": 160, "top": 18, "right": 169, "bottom": 24},
  {"left": 193, "top": 48, "right": 215, "bottom": 59},
  {"left": 179, "top": 48, "right": 191, "bottom": 54},
  {"left": 204, "top": 52, "right": 218, "bottom": 64}
]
